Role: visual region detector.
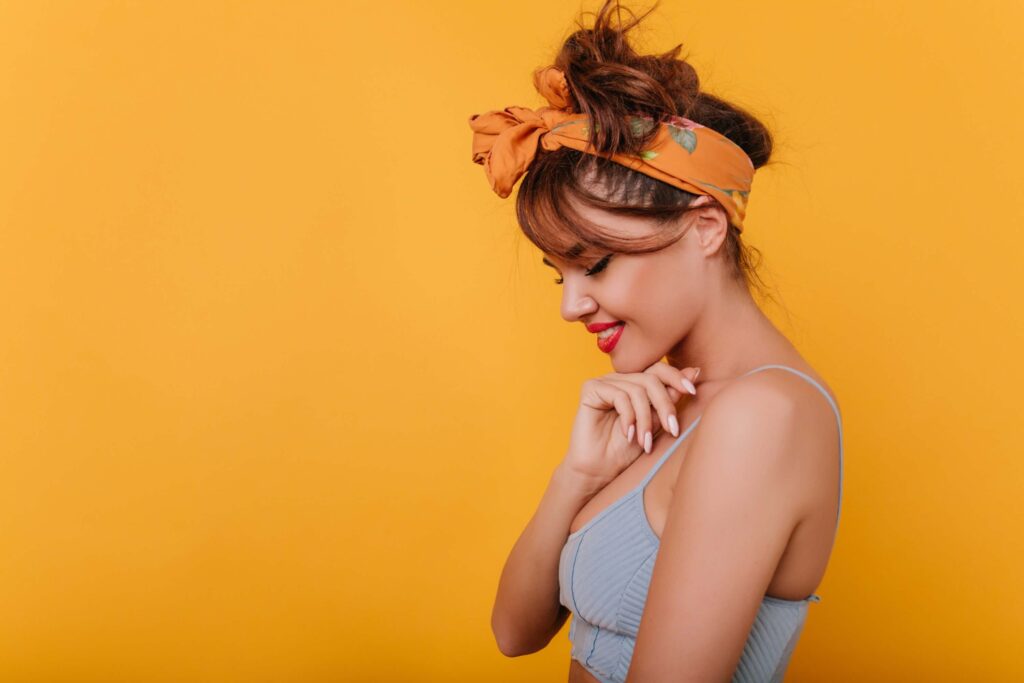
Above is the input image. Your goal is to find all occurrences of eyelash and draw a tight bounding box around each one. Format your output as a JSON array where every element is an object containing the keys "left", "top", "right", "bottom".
[{"left": 553, "top": 254, "right": 614, "bottom": 285}]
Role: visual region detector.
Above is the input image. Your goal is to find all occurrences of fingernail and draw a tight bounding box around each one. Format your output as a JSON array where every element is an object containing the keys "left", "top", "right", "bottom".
[
  {"left": 693, "top": 368, "right": 701, "bottom": 380},
  {"left": 627, "top": 424, "right": 635, "bottom": 443},
  {"left": 681, "top": 378, "right": 697, "bottom": 395},
  {"left": 644, "top": 431, "right": 652, "bottom": 454},
  {"left": 668, "top": 414, "right": 679, "bottom": 437}
]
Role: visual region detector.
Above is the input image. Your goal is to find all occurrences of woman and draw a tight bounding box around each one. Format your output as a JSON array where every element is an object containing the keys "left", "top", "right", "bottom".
[{"left": 467, "top": 2, "right": 844, "bottom": 681}]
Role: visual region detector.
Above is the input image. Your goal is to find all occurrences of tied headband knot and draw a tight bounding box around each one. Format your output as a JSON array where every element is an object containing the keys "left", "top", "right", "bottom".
[
  {"left": 467, "top": 105, "right": 577, "bottom": 199},
  {"left": 467, "top": 66, "right": 756, "bottom": 231},
  {"left": 532, "top": 66, "right": 573, "bottom": 111}
]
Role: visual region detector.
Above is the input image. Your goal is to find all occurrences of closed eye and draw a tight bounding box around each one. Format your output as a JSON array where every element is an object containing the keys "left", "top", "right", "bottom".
[
  {"left": 585, "top": 254, "right": 613, "bottom": 277},
  {"left": 543, "top": 253, "right": 614, "bottom": 285}
]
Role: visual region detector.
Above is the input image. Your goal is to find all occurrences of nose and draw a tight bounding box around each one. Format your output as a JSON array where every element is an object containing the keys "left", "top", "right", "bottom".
[{"left": 560, "top": 278, "right": 598, "bottom": 323}]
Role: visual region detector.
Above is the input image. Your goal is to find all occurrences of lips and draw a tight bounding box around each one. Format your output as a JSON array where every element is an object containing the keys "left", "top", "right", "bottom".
[
  {"left": 585, "top": 320, "right": 624, "bottom": 333},
  {"left": 595, "top": 323, "right": 625, "bottom": 353}
]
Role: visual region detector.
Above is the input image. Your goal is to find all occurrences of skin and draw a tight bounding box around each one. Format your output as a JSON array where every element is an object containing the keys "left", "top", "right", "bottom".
[{"left": 543, "top": 194, "right": 842, "bottom": 682}]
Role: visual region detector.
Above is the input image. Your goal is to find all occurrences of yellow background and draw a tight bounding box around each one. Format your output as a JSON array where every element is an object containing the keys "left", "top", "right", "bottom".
[{"left": 1, "top": 1, "right": 1021, "bottom": 680}]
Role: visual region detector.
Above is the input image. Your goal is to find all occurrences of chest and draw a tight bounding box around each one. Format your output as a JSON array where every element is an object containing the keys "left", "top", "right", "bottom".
[{"left": 567, "top": 425, "right": 695, "bottom": 540}]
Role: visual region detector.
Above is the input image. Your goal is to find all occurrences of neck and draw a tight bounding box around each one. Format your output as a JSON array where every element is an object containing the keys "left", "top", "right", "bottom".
[{"left": 665, "top": 279, "right": 791, "bottom": 387}]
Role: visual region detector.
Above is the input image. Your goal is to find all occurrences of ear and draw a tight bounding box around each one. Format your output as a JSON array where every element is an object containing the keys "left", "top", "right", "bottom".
[{"left": 689, "top": 195, "right": 729, "bottom": 255}]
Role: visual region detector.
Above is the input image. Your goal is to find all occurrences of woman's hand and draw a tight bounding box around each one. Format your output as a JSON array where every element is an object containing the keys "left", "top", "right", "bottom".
[{"left": 559, "top": 361, "right": 701, "bottom": 492}]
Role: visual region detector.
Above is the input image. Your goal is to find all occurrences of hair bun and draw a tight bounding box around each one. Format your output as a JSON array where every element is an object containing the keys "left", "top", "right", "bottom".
[{"left": 550, "top": 6, "right": 695, "bottom": 156}]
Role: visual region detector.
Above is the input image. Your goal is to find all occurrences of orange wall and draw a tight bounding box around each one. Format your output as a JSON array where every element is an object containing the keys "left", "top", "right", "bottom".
[{"left": 0, "top": 1, "right": 1021, "bottom": 680}]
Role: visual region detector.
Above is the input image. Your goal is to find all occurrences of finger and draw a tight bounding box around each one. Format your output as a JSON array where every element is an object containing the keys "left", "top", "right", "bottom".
[
  {"left": 612, "top": 372, "right": 679, "bottom": 440},
  {"left": 610, "top": 366, "right": 690, "bottom": 433},
  {"left": 599, "top": 377, "right": 652, "bottom": 438},
  {"left": 644, "top": 360, "right": 700, "bottom": 396},
  {"left": 601, "top": 377, "right": 657, "bottom": 452},
  {"left": 581, "top": 378, "right": 637, "bottom": 441},
  {"left": 646, "top": 360, "right": 700, "bottom": 394}
]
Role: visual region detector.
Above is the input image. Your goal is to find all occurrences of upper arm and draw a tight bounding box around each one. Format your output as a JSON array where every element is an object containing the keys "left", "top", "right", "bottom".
[{"left": 625, "top": 379, "right": 808, "bottom": 682}]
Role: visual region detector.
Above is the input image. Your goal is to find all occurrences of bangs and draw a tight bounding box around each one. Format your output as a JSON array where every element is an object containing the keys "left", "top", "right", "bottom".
[{"left": 514, "top": 149, "right": 703, "bottom": 265}]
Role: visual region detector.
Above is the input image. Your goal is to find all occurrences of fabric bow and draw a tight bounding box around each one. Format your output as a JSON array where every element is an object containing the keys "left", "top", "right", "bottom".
[
  {"left": 467, "top": 67, "right": 755, "bottom": 230},
  {"left": 532, "top": 66, "right": 573, "bottom": 111}
]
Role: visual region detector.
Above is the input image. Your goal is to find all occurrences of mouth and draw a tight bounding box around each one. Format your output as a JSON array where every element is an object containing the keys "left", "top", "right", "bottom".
[{"left": 595, "top": 323, "right": 625, "bottom": 353}]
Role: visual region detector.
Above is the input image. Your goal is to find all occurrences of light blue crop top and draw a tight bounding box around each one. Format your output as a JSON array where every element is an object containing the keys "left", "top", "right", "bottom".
[{"left": 557, "top": 364, "right": 844, "bottom": 683}]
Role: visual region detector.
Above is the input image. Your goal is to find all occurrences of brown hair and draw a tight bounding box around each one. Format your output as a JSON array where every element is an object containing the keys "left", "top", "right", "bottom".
[{"left": 517, "top": 0, "right": 776, "bottom": 302}]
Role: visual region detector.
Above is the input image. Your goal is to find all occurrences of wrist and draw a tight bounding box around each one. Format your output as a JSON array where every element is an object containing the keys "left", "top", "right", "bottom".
[{"left": 552, "top": 462, "right": 603, "bottom": 500}]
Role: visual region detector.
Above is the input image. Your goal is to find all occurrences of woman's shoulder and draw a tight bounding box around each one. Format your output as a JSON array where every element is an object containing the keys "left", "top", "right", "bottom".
[
  {"left": 722, "top": 361, "right": 837, "bottom": 411},
  {"left": 702, "top": 361, "right": 840, "bottom": 453}
]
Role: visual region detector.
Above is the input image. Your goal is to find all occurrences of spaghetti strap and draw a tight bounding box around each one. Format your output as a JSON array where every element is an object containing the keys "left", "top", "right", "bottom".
[
  {"left": 638, "top": 413, "right": 703, "bottom": 488},
  {"left": 742, "top": 364, "right": 844, "bottom": 529}
]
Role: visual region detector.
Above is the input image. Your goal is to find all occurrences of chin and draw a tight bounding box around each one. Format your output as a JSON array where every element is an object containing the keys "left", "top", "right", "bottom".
[{"left": 610, "top": 352, "right": 659, "bottom": 375}]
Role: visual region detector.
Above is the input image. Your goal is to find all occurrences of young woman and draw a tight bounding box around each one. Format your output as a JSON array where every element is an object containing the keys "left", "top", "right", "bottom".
[{"left": 468, "top": 2, "right": 844, "bottom": 681}]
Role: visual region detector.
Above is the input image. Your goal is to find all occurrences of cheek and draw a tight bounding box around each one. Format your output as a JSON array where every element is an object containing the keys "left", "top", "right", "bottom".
[
  {"left": 626, "top": 266, "right": 697, "bottom": 321},
  {"left": 610, "top": 268, "right": 667, "bottom": 320}
]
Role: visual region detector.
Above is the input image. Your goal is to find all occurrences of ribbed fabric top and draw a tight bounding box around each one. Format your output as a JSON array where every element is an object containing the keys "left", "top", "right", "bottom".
[{"left": 558, "top": 364, "right": 844, "bottom": 683}]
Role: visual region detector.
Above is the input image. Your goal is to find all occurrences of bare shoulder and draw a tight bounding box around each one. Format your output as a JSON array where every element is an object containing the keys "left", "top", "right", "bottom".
[
  {"left": 667, "top": 365, "right": 841, "bottom": 538},
  {"left": 699, "top": 364, "right": 841, "bottom": 466},
  {"left": 715, "top": 364, "right": 838, "bottom": 419}
]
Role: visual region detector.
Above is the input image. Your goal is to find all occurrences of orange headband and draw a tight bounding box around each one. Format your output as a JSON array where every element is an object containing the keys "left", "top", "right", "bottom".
[{"left": 467, "top": 66, "right": 755, "bottom": 231}]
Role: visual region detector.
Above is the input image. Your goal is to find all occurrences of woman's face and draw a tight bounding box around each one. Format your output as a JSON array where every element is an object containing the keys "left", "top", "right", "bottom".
[{"left": 542, "top": 195, "right": 727, "bottom": 374}]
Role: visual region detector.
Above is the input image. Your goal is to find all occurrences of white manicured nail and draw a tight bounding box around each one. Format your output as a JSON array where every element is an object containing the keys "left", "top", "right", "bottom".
[
  {"left": 681, "top": 378, "right": 697, "bottom": 395},
  {"left": 668, "top": 414, "right": 679, "bottom": 437},
  {"left": 644, "top": 431, "right": 652, "bottom": 454},
  {"left": 627, "top": 424, "right": 635, "bottom": 443}
]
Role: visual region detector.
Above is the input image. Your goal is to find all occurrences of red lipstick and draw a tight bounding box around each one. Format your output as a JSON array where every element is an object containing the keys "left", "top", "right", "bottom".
[
  {"left": 585, "top": 321, "right": 623, "bottom": 333},
  {"left": 594, "top": 322, "right": 625, "bottom": 353}
]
